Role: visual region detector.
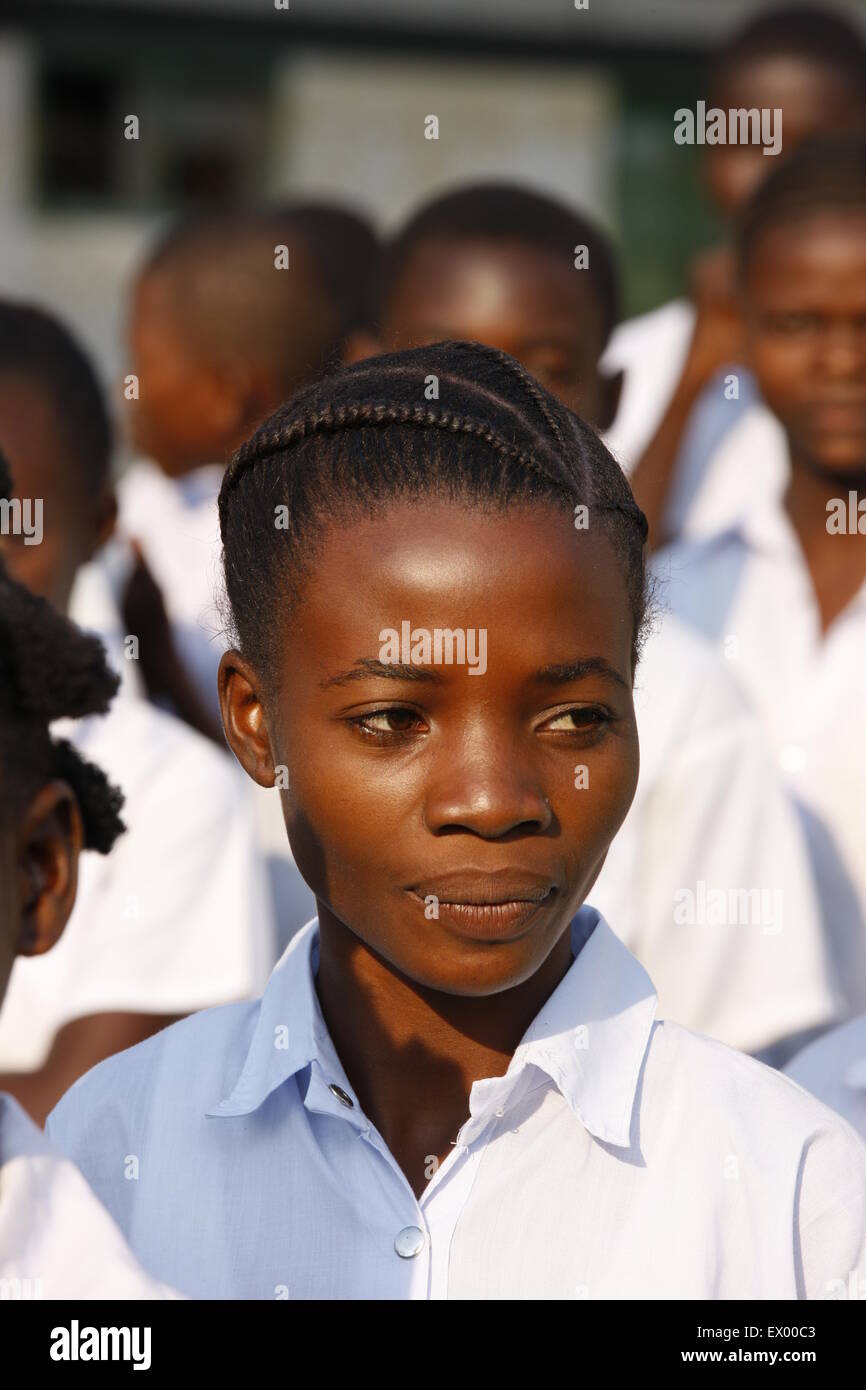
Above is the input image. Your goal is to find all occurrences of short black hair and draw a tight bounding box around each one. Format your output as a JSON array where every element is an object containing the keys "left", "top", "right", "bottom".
[
  {"left": 736, "top": 134, "right": 866, "bottom": 275},
  {"left": 0, "top": 449, "right": 124, "bottom": 851},
  {"left": 218, "top": 340, "right": 648, "bottom": 687},
  {"left": 371, "top": 182, "right": 620, "bottom": 349},
  {"left": 140, "top": 202, "right": 379, "bottom": 389},
  {"left": 710, "top": 5, "right": 866, "bottom": 101},
  {"left": 267, "top": 201, "right": 380, "bottom": 335},
  {"left": 0, "top": 300, "right": 112, "bottom": 497}
]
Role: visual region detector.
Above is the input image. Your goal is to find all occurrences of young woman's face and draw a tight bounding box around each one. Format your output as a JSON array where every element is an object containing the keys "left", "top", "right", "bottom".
[
  {"left": 235, "top": 499, "right": 639, "bottom": 997},
  {"left": 743, "top": 208, "right": 866, "bottom": 477}
]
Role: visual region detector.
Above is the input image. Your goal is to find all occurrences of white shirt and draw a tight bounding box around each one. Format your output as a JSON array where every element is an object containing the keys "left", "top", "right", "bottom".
[
  {"left": 115, "top": 466, "right": 315, "bottom": 949},
  {"left": 0, "top": 1093, "right": 179, "bottom": 1299},
  {"left": 673, "top": 402, "right": 790, "bottom": 541},
  {"left": 601, "top": 298, "right": 696, "bottom": 472},
  {"left": 590, "top": 614, "right": 842, "bottom": 1054},
  {"left": 47, "top": 910, "right": 866, "bottom": 1300},
  {"left": 601, "top": 299, "right": 762, "bottom": 541},
  {"left": 116, "top": 457, "right": 226, "bottom": 722},
  {"left": 656, "top": 474, "right": 866, "bottom": 1011},
  {"left": 786, "top": 1018, "right": 866, "bottom": 1142},
  {"left": 0, "top": 561, "right": 276, "bottom": 1071}
]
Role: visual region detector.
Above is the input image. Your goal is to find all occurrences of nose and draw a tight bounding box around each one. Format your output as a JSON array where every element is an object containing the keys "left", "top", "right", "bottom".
[{"left": 423, "top": 728, "right": 553, "bottom": 839}]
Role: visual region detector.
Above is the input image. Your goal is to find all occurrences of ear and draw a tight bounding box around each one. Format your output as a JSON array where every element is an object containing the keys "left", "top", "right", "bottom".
[
  {"left": 595, "top": 368, "right": 624, "bottom": 434},
  {"left": 218, "top": 649, "right": 279, "bottom": 788},
  {"left": 16, "top": 782, "right": 83, "bottom": 958},
  {"left": 342, "top": 329, "right": 383, "bottom": 365}
]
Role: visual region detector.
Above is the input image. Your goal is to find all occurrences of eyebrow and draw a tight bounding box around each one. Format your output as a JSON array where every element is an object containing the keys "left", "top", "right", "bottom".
[
  {"left": 320, "top": 656, "right": 629, "bottom": 691},
  {"left": 535, "top": 658, "right": 630, "bottom": 693},
  {"left": 320, "top": 659, "right": 445, "bottom": 689}
]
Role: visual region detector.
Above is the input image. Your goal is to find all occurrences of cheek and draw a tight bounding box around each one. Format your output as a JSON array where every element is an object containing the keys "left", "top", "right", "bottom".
[
  {"left": 553, "top": 730, "right": 639, "bottom": 843},
  {"left": 749, "top": 336, "right": 810, "bottom": 404}
]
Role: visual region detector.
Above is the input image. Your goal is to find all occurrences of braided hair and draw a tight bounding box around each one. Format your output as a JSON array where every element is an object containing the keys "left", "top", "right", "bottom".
[
  {"left": 0, "top": 450, "right": 125, "bottom": 851},
  {"left": 219, "top": 341, "right": 649, "bottom": 684}
]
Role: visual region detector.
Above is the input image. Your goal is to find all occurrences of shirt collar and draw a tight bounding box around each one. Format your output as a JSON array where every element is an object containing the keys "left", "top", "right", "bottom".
[
  {"left": 731, "top": 451, "right": 866, "bottom": 611},
  {"left": 0, "top": 1093, "right": 55, "bottom": 1165},
  {"left": 207, "top": 907, "right": 658, "bottom": 1150}
]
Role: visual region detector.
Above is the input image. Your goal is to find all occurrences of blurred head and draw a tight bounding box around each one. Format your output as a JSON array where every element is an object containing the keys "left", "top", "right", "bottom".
[
  {"left": 705, "top": 6, "right": 866, "bottom": 219},
  {"left": 737, "top": 136, "right": 866, "bottom": 482},
  {"left": 128, "top": 204, "right": 379, "bottom": 477},
  {"left": 352, "top": 183, "right": 621, "bottom": 429},
  {"left": 217, "top": 342, "right": 648, "bottom": 999},
  {"left": 0, "top": 302, "right": 115, "bottom": 612},
  {"left": 0, "top": 451, "right": 124, "bottom": 1003}
]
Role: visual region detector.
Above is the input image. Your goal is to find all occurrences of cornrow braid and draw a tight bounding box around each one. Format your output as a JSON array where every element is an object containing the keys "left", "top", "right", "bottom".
[
  {"left": 0, "top": 450, "right": 125, "bottom": 853},
  {"left": 219, "top": 340, "right": 649, "bottom": 682}
]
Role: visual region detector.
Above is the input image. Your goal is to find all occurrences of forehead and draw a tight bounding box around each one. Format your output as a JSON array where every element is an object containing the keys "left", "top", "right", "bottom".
[
  {"left": 284, "top": 499, "right": 634, "bottom": 681},
  {"left": 386, "top": 236, "right": 605, "bottom": 343},
  {"left": 746, "top": 207, "right": 866, "bottom": 295},
  {"left": 718, "top": 52, "right": 858, "bottom": 128}
]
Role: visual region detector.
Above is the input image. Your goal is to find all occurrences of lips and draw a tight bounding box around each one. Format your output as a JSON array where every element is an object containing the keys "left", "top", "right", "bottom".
[{"left": 407, "top": 870, "right": 557, "bottom": 941}]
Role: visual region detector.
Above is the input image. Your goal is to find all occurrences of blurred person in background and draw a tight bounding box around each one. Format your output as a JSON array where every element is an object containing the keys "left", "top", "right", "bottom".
[
  {"left": 0, "top": 302, "right": 276, "bottom": 1124},
  {"left": 347, "top": 181, "right": 843, "bottom": 1061},
  {"left": 657, "top": 137, "right": 866, "bottom": 1021},
  {"left": 118, "top": 202, "right": 379, "bottom": 741},
  {"left": 604, "top": 4, "right": 866, "bottom": 549},
  {"left": 117, "top": 203, "right": 378, "bottom": 953},
  {"left": 0, "top": 453, "right": 177, "bottom": 1296}
]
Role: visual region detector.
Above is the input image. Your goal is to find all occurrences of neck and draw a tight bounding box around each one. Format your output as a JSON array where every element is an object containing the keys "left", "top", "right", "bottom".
[
  {"left": 785, "top": 446, "right": 866, "bottom": 523},
  {"left": 314, "top": 906, "right": 574, "bottom": 1192}
]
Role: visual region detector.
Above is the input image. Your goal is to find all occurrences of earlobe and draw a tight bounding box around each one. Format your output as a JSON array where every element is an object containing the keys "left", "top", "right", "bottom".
[
  {"left": 218, "top": 649, "right": 278, "bottom": 788},
  {"left": 16, "top": 783, "right": 82, "bottom": 959}
]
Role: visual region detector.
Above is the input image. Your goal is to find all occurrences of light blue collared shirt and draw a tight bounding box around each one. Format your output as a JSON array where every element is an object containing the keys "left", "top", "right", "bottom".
[{"left": 46, "top": 908, "right": 866, "bottom": 1299}]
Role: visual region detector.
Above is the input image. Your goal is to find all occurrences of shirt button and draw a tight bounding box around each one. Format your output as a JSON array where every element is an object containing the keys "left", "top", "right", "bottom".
[
  {"left": 394, "top": 1226, "right": 426, "bottom": 1259},
  {"left": 328, "top": 1083, "right": 354, "bottom": 1108}
]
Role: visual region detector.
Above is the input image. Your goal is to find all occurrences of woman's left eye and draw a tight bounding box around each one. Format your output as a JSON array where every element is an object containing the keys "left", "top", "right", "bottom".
[
  {"left": 541, "top": 707, "right": 610, "bottom": 733},
  {"left": 351, "top": 707, "right": 427, "bottom": 738}
]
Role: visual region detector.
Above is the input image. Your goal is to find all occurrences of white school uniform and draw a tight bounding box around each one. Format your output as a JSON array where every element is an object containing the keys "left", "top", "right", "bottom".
[
  {"left": 785, "top": 1017, "right": 866, "bottom": 1141},
  {"left": 46, "top": 909, "right": 866, "bottom": 1300},
  {"left": 116, "top": 463, "right": 315, "bottom": 953},
  {"left": 601, "top": 299, "right": 762, "bottom": 540},
  {"left": 116, "top": 457, "right": 226, "bottom": 723},
  {"left": 0, "top": 560, "right": 276, "bottom": 1072},
  {"left": 0, "top": 1093, "right": 179, "bottom": 1299},
  {"left": 670, "top": 400, "right": 790, "bottom": 541},
  {"left": 590, "top": 613, "right": 842, "bottom": 1055},
  {"left": 655, "top": 468, "right": 866, "bottom": 1012},
  {"left": 601, "top": 298, "right": 696, "bottom": 471}
]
